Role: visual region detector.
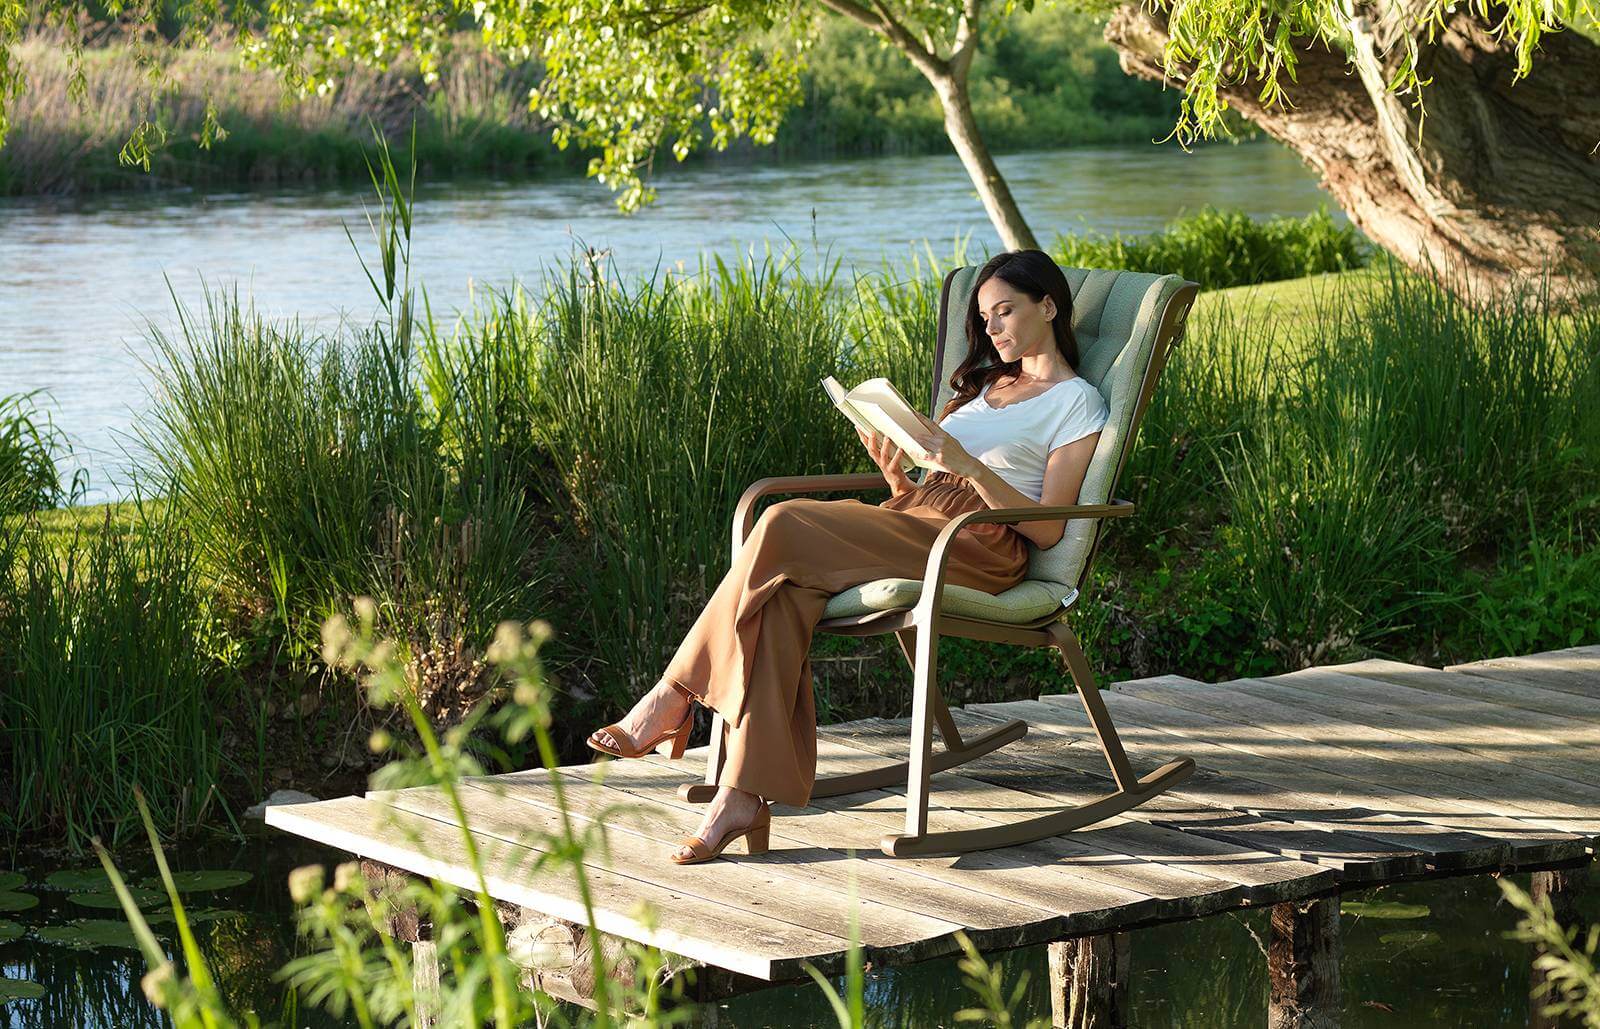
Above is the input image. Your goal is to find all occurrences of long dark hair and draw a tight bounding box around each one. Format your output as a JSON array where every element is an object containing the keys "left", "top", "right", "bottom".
[{"left": 937, "top": 250, "right": 1081, "bottom": 421}]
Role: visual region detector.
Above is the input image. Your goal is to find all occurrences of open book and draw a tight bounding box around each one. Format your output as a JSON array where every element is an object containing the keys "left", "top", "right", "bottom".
[{"left": 821, "top": 375, "right": 938, "bottom": 474}]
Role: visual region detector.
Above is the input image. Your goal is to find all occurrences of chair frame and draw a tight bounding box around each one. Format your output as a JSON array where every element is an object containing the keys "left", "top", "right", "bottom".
[{"left": 679, "top": 269, "right": 1202, "bottom": 857}]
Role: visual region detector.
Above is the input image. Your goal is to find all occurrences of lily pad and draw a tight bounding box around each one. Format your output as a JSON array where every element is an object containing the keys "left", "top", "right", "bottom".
[
  {"left": 1340, "top": 901, "right": 1430, "bottom": 919},
  {"left": 0, "top": 873, "right": 25, "bottom": 892},
  {"left": 138, "top": 870, "right": 254, "bottom": 894},
  {"left": 0, "top": 893, "right": 38, "bottom": 914},
  {"left": 0, "top": 977, "right": 46, "bottom": 1004},
  {"left": 0, "top": 920, "right": 22, "bottom": 944},
  {"left": 1379, "top": 930, "right": 1440, "bottom": 946},
  {"left": 35, "top": 920, "right": 142, "bottom": 951},
  {"left": 45, "top": 869, "right": 115, "bottom": 892},
  {"left": 70, "top": 889, "right": 163, "bottom": 911},
  {"left": 184, "top": 908, "right": 245, "bottom": 924}
]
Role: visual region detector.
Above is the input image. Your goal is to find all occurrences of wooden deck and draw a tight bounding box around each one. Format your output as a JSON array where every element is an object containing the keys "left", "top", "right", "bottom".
[{"left": 266, "top": 645, "right": 1600, "bottom": 984}]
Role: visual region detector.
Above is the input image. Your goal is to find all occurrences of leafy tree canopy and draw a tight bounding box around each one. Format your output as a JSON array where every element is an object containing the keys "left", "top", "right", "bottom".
[{"left": 4, "top": 0, "right": 1595, "bottom": 213}]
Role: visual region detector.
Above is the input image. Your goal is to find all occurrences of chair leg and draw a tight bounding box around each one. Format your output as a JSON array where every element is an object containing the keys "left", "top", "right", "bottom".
[
  {"left": 677, "top": 627, "right": 1026, "bottom": 804},
  {"left": 878, "top": 619, "right": 1195, "bottom": 858}
]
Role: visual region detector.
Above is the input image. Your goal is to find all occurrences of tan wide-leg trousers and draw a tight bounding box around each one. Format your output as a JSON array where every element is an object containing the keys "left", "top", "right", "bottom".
[{"left": 661, "top": 471, "right": 1030, "bottom": 807}]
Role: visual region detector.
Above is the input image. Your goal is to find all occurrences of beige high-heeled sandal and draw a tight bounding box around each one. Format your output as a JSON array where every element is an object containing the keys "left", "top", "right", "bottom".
[
  {"left": 586, "top": 681, "right": 698, "bottom": 760},
  {"left": 670, "top": 801, "right": 772, "bottom": 865}
]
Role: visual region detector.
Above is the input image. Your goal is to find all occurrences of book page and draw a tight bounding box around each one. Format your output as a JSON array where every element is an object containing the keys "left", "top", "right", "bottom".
[{"left": 822, "top": 375, "right": 922, "bottom": 473}]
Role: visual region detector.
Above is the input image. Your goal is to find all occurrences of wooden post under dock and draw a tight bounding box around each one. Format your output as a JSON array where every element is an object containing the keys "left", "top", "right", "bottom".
[
  {"left": 267, "top": 646, "right": 1600, "bottom": 1022},
  {"left": 1529, "top": 865, "right": 1591, "bottom": 1029}
]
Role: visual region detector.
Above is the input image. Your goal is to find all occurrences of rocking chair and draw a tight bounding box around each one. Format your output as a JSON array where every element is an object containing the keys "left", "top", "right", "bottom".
[{"left": 679, "top": 264, "right": 1201, "bottom": 858}]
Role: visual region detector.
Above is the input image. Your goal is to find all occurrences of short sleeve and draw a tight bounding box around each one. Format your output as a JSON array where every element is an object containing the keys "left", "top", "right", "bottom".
[{"left": 1047, "top": 387, "right": 1108, "bottom": 453}]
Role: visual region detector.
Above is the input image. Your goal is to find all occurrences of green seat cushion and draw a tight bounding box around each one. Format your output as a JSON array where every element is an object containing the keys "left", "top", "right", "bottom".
[{"left": 821, "top": 577, "right": 1079, "bottom": 623}]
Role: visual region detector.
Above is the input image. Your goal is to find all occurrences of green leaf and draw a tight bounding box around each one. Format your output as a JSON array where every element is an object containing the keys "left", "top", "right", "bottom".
[
  {"left": 137, "top": 870, "right": 253, "bottom": 894},
  {"left": 0, "top": 977, "right": 46, "bottom": 1004},
  {"left": 36, "top": 920, "right": 144, "bottom": 951},
  {"left": 0, "top": 893, "right": 38, "bottom": 914}
]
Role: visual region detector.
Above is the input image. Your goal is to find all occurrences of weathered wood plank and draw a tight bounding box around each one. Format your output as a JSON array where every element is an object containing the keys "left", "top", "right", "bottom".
[
  {"left": 1155, "top": 670, "right": 1600, "bottom": 793},
  {"left": 266, "top": 796, "right": 845, "bottom": 980},
  {"left": 509, "top": 758, "right": 1150, "bottom": 939},
  {"left": 822, "top": 719, "right": 1341, "bottom": 900},
  {"left": 1328, "top": 659, "right": 1600, "bottom": 726},
  {"left": 1275, "top": 665, "right": 1600, "bottom": 744},
  {"left": 985, "top": 696, "right": 1592, "bottom": 865},
  {"left": 457, "top": 766, "right": 1049, "bottom": 934},
  {"left": 642, "top": 744, "right": 1182, "bottom": 923},
  {"left": 373, "top": 783, "right": 965, "bottom": 960},
  {"left": 1447, "top": 647, "right": 1600, "bottom": 700},
  {"left": 1102, "top": 674, "right": 1600, "bottom": 826}
]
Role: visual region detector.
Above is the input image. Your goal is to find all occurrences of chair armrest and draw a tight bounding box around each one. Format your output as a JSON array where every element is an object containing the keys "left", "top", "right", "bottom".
[
  {"left": 910, "top": 499, "right": 1134, "bottom": 624},
  {"left": 732, "top": 472, "right": 891, "bottom": 553}
]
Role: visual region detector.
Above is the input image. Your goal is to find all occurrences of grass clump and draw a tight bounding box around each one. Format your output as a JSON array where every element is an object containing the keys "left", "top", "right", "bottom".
[
  {"left": 0, "top": 391, "right": 79, "bottom": 518},
  {"left": 0, "top": 500, "right": 222, "bottom": 850},
  {"left": 1052, "top": 206, "right": 1371, "bottom": 291}
]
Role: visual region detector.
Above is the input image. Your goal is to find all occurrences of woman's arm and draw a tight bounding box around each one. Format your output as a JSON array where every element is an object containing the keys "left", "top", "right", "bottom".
[{"left": 962, "top": 433, "right": 1100, "bottom": 549}]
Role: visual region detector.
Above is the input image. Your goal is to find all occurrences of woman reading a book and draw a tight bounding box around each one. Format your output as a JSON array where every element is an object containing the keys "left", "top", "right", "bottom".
[{"left": 587, "top": 249, "right": 1110, "bottom": 864}]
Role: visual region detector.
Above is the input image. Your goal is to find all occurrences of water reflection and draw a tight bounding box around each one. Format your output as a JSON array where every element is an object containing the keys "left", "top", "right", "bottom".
[
  {"left": 2, "top": 842, "right": 1592, "bottom": 1027},
  {"left": 0, "top": 141, "right": 1337, "bottom": 503}
]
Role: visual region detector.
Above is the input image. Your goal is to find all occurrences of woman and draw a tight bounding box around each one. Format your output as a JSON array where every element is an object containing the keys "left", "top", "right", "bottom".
[{"left": 587, "top": 249, "right": 1109, "bottom": 865}]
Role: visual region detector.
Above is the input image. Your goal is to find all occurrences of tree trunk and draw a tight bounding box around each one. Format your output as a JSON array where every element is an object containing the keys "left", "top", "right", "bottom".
[
  {"left": 927, "top": 70, "right": 1041, "bottom": 252},
  {"left": 1103, "top": 4, "right": 1600, "bottom": 302}
]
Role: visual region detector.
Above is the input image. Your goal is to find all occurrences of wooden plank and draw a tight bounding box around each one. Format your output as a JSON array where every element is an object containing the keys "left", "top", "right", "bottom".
[
  {"left": 835, "top": 710, "right": 1455, "bottom": 884},
  {"left": 1094, "top": 675, "right": 1600, "bottom": 831},
  {"left": 519, "top": 759, "right": 1148, "bottom": 937},
  {"left": 995, "top": 693, "right": 1594, "bottom": 863},
  {"left": 958, "top": 702, "right": 1513, "bottom": 876},
  {"left": 643, "top": 745, "right": 1190, "bottom": 923},
  {"left": 1194, "top": 669, "right": 1600, "bottom": 791},
  {"left": 795, "top": 748, "right": 1254, "bottom": 919},
  {"left": 266, "top": 796, "right": 845, "bottom": 980},
  {"left": 453, "top": 766, "right": 1067, "bottom": 942},
  {"left": 374, "top": 783, "right": 964, "bottom": 961},
  {"left": 821, "top": 718, "right": 1342, "bottom": 900},
  {"left": 1280, "top": 668, "right": 1600, "bottom": 739},
  {"left": 1329, "top": 658, "right": 1600, "bottom": 725},
  {"left": 1447, "top": 647, "right": 1600, "bottom": 700}
]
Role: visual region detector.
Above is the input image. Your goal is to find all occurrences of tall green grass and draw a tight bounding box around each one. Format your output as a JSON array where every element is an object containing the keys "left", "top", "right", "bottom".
[
  {"left": 1052, "top": 206, "right": 1370, "bottom": 291},
  {"left": 0, "top": 500, "right": 222, "bottom": 849},
  {"left": 0, "top": 390, "right": 77, "bottom": 517}
]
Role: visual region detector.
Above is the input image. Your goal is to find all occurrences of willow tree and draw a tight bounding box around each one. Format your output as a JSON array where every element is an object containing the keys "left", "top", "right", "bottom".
[
  {"left": 4, "top": 0, "right": 1048, "bottom": 249},
  {"left": 1100, "top": 0, "right": 1600, "bottom": 298}
]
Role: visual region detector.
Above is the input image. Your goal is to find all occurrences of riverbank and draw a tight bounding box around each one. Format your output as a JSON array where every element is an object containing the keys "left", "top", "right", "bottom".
[
  {"left": 1, "top": 6, "right": 1184, "bottom": 196},
  {"left": 5, "top": 250, "right": 1596, "bottom": 856}
]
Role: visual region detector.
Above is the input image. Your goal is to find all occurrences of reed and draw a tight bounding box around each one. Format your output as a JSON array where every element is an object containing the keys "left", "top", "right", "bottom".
[{"left": 0, "top": 499, "right": 222, "bottom": 850}]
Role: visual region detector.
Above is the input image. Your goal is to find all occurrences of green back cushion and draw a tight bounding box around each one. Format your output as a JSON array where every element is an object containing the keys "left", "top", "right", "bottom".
[{"left": 933, "top": 265, "right": 1188, "bottom": 590}]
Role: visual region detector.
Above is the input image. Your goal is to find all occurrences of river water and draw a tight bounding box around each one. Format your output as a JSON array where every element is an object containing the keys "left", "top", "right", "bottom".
[
  {"left": 0, "top": 140, "right": 1339, "bottom": 503},
  {"left": 1, "top": 829, "right": 1594, "bottom": 1026}
]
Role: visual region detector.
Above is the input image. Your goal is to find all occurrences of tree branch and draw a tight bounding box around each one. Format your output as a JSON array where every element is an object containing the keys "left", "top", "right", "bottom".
[
  {"left": 951, "top": 0, "right": 981, "bottom": 80},
  {"left": 814, "top": 0, "right": 947, "bottom": 78}
]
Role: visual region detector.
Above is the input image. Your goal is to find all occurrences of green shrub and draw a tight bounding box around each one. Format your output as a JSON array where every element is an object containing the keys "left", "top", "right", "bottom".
[
  {"left": 1052, "top": 206, "right": 1371, "bottom": 290},
  {"left": 1462, "top": 508, "right": 1600, "bottom": 656}
]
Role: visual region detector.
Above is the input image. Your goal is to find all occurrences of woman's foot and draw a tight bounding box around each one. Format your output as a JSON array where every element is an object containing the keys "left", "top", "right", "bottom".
[
  {"left": 672, "top": 786, "right": 769, "bottom": 864},
  {"left": 587, "top": 680, "right": 695, "bottom": 758}
]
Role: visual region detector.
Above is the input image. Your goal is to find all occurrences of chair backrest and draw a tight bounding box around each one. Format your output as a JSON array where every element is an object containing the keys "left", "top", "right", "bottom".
[{"left": 927, "top": 264, "right": 1199, "bottom": 593}]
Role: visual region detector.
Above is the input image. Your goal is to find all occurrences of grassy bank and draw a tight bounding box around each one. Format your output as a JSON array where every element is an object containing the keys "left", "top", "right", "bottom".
[
  {"left": 1, "top": 195, "right": 1593, "bottom": 850},
  {"left": 2, "top": 4, "right": 1184, "bottom": 195}
]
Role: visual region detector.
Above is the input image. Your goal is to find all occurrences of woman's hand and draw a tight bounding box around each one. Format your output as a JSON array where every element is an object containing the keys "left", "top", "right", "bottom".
[
  {"left": 908, "top": 421, "right": 984, "bottom": 480},
  {"left": 856, "top": 427, "right": 916, "bottom": 494}
]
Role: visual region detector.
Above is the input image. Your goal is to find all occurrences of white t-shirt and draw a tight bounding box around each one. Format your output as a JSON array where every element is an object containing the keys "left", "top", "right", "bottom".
[{"left": 936, "top": 376, "right": 1108, "bottom": 502}]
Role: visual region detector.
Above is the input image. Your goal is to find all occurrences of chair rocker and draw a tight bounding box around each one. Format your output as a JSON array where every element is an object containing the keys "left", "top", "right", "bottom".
[{"left": 679, "top": 264, "right": 1201, "bottom": 858}]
